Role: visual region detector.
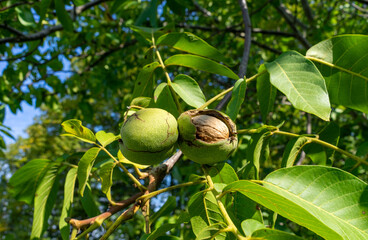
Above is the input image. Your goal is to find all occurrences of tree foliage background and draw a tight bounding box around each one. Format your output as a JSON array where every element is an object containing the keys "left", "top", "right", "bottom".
[{"left": 1, "top": 0, "right": 368, "bottom": 239}]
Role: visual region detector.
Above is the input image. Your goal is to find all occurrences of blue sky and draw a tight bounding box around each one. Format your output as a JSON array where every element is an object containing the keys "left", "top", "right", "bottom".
[{"left": 3, "top": 103, "right": 40, "bottom": 144}]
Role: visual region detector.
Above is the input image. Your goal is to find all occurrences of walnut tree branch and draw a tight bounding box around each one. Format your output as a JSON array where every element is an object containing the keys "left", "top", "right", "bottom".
[{"left": 216, "top": 0, "right": 252, "bottom": 111}]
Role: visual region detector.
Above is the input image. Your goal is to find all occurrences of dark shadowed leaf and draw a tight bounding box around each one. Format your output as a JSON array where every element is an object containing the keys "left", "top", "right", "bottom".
[
  {"left": 132, "top": 62, "right": 161, "bottom": 98},
  {"left": 252, "top": 228, "right": 304, "bottom": 239},
  {"left": 257, "top": 64, "right": 276, "bottom": 121},
  {"left": 54, "top": 0, "right": 73, "bottom": 32},
  {"left": 157, "top": 32, "right": 232, "bottom": 65},
  {"left": 150, "top": 196, "right": 177, "bottom": 224},
  {"left": 99, "top": 161, "right": 115, "bottom": 201},
  {"left": 165, "top": 54, "right": 238, "bottom": 79},
  {"left": 188, "top": 191, "right": 226, "bottom": 238},
  {"left": 226, "top": 78, "right": 247, "bottom": 121}
]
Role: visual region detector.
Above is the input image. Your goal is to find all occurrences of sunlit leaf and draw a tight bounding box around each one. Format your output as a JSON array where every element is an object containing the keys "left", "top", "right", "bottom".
[
  {"left": 96, "top": 131, "right": 120, "bottom": 147},
  {"left": 171, "top": 74, "right": 206, "bottom": 108},
  {"left": 209, "top": 163, "right": 238, "bottom": 192},
  {"left": 188, "top": 191, "right": 226, "bottom": 238},
  {"left": 154, "top": 83, "right": 180, "bottom": 118},
  {"left": 78, "top": 147, "right": 101, "bottom": 196},
  {"left": 224, "top": 166, "right": 368, "bottom": 240},
  {"left": 61, "top": 119, "right": 96, "bottom": 144},
  {"left": 80, "top": 184, "right": 99, "bottom": 217},
  {"left": 306, "top": 35, "right": 368, "bottom": 113},
  {"left": 265, "top": 51, "right": 331, "bottom": 121},
  {"left": 31, "top": 163, "right": 60, "bottom": 239},
  {"left": 9, "top": 159, "right": 52, "bottom": 205},
  {"left": 281, "top": 137, "right": 310, "bottom": 168}
]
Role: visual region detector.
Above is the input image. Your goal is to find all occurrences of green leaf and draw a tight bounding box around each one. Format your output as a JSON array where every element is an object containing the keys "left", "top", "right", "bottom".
[
  {"left": 265, "top": 51, "right": 331, "bottom": 121},
  {"left": 154, "top": 83, "right": 180, "bottom": 118},
  {"left": 257, "top": 64, "right": 276, "bottom": 121},
  {"left": 39, "top": 0, "right": 52, "bottom": 24},
  {"left": 15, "top": 7, "right": 36, "bottom": 27},
  {"left": 188, "top": 191, "right": 225, "bottom": 238},
  {"left": 209, "top": 163, "right": 238, "bottom": 192},
  {"left": 80, "top": 184, "right": 100, "bottom": 217},
  {"left": 150, "top": 196, "right": 177, "bottom": 224},
  {"left": 195, "top": 222, "right": 228, "bottom": 240},
  {"left": 78, "top": 147, "right": 101, "bottom": 196},
  {"left": 9, "top": 159, "right": 52, "bottom": 205},
  {"left": 281, "top": 137, "right": 310, "bottom": 168},
  {"left": 171, "top": 74, "right": 206, "bottom": 108},
  {"left": 129, "top": 25, "right": 163, "bottom": 42},
  {"left": 241, "top": 219, "right": 265, "bottom": 237},
  {"left": 130, "top": 97, "right": 153, "bottom": 108},
  {"left": 226, "top": 78, "right": 247, "bottom": 121},
  {"left": 118, "top": 150, "right": 149, "bottom": 169},
  {"left": 146, "top": 212, "right": 190, "bottom": 240},
  {"left": 54, "top": 0, "right": 73, "bottom": 32},
  {"left": 245, "top": 128, "right": 271, "bottom": 179},
  {"left": 165, "top": 54, "right": 238, "bottom": 79},
  {"left": 31, "top": 163, "right": 60, "bottom": 239},
  {"left": 157, "top": 32, "right": 232, "bottom": 66},
  {"left": 224, "top": 166, "right": 368, "bottom": 240},
  {"left": 96, "top": 131, "right": 119, "bottom": 147},
  {"left": 99, "top": 161, "right": 115, "bottom": 201},
  {"left": 132, "top": 62, "right": 161, "bottom": 98},
  {"left": 61, "top": 119, "right": 96, "bottom": 144},
  {"left": 252, "top": 229, "right": 304, "bottom": 239},
  {"left": 225, "top": 192, "right": 263, "bottom": 233},
  {"left": 306, "top": 35, "right": 368, "bottom": 113},
  {"left": 59, "top": 168, "right": 77, "bottom": 240}
]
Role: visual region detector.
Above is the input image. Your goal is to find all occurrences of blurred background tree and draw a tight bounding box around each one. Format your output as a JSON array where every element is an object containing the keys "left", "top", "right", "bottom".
[{"left": 1, "top": 0, "right": 368, "bottom": 239}]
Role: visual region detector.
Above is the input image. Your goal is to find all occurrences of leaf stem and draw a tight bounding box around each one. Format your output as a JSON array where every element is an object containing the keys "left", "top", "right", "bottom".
[
  {"left": 238, "top": 127, "right": 368, "bottom": 166},
  {"left": 198, "top": 87, "right": 234, "bottom": 110},
  {"left": 152, "top": 34, "right": 183, "bottom": 113},
  {"left": 136, "top": 180, "right": 206, "bottom": 204},
  {"left": 203, "top": 167, "right": 247, "bottom": 240},
  {"left": 197, "top": 70, "right": 267, "bottom": 110},
  {"left": 98, "top": 145, "right": 147, "bottom": 191},
  {"left": 274, "top": 130, "right": 368, "bottom": 166}
]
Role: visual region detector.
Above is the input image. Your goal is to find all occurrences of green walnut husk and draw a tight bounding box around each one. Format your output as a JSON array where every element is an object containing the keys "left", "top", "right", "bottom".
[
  {"left": 119, "top": 108, "right": 178, "bottom": 165},
  {"left": 178, "top": 109, "right": 238, "bottom": 165}
]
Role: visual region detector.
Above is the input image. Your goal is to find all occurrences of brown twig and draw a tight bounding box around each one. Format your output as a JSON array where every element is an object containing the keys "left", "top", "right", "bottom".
[{"left": 216, "top": 0, "right": 252, "bottom": 111}]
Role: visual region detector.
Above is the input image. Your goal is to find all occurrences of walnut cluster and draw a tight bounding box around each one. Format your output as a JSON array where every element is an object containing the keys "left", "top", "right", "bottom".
[{"left": 192, "top": 115, "right": 230, "bottom": 143}]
